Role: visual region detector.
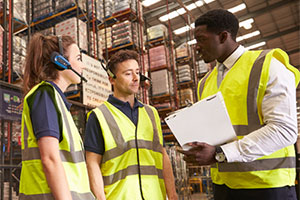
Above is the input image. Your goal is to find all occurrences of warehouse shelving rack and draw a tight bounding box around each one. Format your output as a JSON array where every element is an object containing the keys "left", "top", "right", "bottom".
[
  {"left": 99, "top": 0, "right": 148, "bottom": 103},
  {"left": 0, "top": 80, "right": 22, "bottom": 200},
  {"left": 100, "top": 8, "right": 139, "bottom": 58},
  {"left": 175, "top": 55, "right": 196, "bottom": 108},
  {"left": 145, "top": 34, "right": 178, "bottom": 142},
  {"left": 0, "top": 2, "right": 26, "bottom": 198},
  {"left": 144, "top": 1, "right": 180, "bottom": 143}
]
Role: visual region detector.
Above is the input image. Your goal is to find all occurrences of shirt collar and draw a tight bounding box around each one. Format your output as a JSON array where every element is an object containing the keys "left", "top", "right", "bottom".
[
  {"left": 217, "top": 45, "right": 246, "bottom": 70},
  {"left": 107, "top": 94, "right": 144, "bottom": 109},
  {"left": 47, "top": 81, "right": 72, "bottom": 110}
]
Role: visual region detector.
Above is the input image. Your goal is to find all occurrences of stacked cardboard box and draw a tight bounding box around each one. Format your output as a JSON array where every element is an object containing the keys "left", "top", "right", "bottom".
[
  {"left": 142, "top": 54, "right": 149, "bottom": 72},
  {"left": 196, "top": 60, "right": 209, "bottom": 74},
  {"left": 166, "top": 146, "right": 188, "bottom": 186},
  {"left": 13, "top": 36, "right": 26, "bottom": 76},
  {"left": 112, "top": 20, "right": 137, "bottom": 48},
  {"left": 77, "top": 0, "right": 103, "bottom": 21},
  {"left": 0, "top": 121, "right": 22, "bottom": 144},
  {"left": 100, "top": 28, "right": 112, "bottom": 49},
  {"left": 32, "top": 0, "right": 53, "bottom": 21},
  {"left": 149, "top": 45, "right": 169, "bottom": 70},
  {"left": 32, "top": 0, "right": 102, "bottom": 22},
  {"left": 176, "top": 43, "right": 189, "bottom": 59},
  {"left": 55, "top": 0, "right": 75, "bottom": 12},
  {"left": 55, "top": 17, "right": 88, "bottom": 52},
  {"left": 90, "top": 31, "right": 103, "bottom": 58},
  {"left": 103, "top": 0, "right": 114, "bottom": 17},
  {"left": 39, "top": 27, "right": 55, "bottom": 35},
  {"left": 13, "top": 0, "right": 26, "bottom": 22},
  {"left": 2, "top": 182, "right": 18, "bottom": 200},
  {"left": 179, "top": 88, "right": 193, "bottom": 107},
  {"left": 153, "top": 102, "right": 171, "bottom": 110},
  {"left": 147, "top": 24, "right": 168, "bottom": 40},
  {"left": 177, "top": 64, "right": 191, "bottom": 82},
  {"left": 151, "top": 69, "right": 173, "bottom": 96},
  {"left": 93, "top": 0, "right": 104, "bottom": 21},
  {"left": 70, "top": 105, "right": 86, "bottom": 135},
  {"left": 114, "top": 0, "right": 136, "bottom": 13}
]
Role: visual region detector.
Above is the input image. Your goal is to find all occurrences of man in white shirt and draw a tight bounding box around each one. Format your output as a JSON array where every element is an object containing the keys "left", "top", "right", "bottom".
[{"left": 179, "top": 9, "right": 299, "bottom": 200}]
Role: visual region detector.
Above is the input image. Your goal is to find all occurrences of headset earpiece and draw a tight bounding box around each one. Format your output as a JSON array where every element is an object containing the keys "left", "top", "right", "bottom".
[
  {"left": 105, "top": 59, "right": 116, "bottom": 79},
  {"left": 107, "top": 68, "right": 116, "bottom": 79}
]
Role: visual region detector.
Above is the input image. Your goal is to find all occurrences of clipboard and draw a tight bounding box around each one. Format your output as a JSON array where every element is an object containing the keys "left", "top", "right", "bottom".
[{"left": 165, "top": 92, "right": 237, "bottom": 150}]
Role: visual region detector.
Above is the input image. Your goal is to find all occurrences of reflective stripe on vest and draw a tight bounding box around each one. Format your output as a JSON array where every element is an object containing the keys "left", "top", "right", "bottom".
[
  {"left": 19, "top": 191, "right": 94, "bottom": 200},
  {"left": 197, "top": 49, "right": 298, "bottom": 188},
  {"left": 19, "top": 82, "right": 94, "bottom": 199},
  {"left": 98, "top": 103, "right": 163, "bottom": 185},
  {"left": 93, "top": 102, "right": 166, "bottom": 199},
  {"left": 22, "top": 120, "right": 85, "bottom": 163}
]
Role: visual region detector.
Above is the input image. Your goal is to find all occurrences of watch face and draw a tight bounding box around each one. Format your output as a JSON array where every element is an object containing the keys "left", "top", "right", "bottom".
[{"left": 215, "top": 153, "right": 226, "bottom": 162}]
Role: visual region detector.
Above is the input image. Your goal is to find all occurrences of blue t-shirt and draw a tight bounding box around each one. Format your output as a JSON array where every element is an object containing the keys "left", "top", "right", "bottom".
[
  {"left": 84, "top": 95, "right": 145, "bottom": 155},
  {"left": 29, "top": 81, "right": 71, "bottom": 142}
]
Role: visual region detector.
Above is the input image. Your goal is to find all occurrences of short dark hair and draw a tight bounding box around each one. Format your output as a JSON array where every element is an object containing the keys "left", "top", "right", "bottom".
[
  {"left": 195, "top": 9, "right": 239, "bottom": 40},
  {"left": 108, "top": 49, "right": 139, "bottom": 74}
]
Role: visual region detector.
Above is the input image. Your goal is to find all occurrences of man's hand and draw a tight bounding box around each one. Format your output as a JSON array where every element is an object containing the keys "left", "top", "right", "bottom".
[{"left": 177, "top": 142, "right": 216, "bottom": 166}]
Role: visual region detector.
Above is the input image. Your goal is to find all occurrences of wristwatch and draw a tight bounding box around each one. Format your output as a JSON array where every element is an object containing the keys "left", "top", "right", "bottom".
[{"left": 215, "top": 146, "right": 227, "bottom": 163}]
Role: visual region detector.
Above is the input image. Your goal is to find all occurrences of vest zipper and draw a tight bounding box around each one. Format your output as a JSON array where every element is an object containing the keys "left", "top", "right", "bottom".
[{"left": 135, "top": 126, "right": 145, "bottom": 200}]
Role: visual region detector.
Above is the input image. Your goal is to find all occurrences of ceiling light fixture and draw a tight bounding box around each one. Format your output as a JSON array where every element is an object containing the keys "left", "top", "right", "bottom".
[
  {"left": 239, "top": 18, "right": 254, "bottom": 29},
  {"left": 186, "top": 3, "right": 197, "bottom": 10},
  {"left": 142, "top": 0, "right": 161, "bottom": 7},
  {"left": 159, "top": 10, "right": 179, "bottom": 22},
  {"left": 174, "top": 23, "right": 195, "bottom": 35},
  {"left": 195, "top": 1, "right": 204, "bottom": 7},
  {"left": 174, "top": 25, "right": 191, "bottom": 35},
  {"left": 177, "top": 8, "right": 186, "bottom": 15},
  {"left": 174, "top": 17, "right": 254, "bottom": 35},
  {"left": 159, "top": 0, "right": 215, "bottom": 22},
  {"left": 245, "top": 41, "right": 266, "bottom": 50},
  {"left": 188, "top": 39, "right": 197, "bottom": 45},
  {"left": 236, "top": 30, "right": 260, "bottom": 42},
  {"left": 228, "top": 3, "right": 246, "bottom": 13},
  {"left": 204, "top": 0, "right": 215, "bottom": 3}
]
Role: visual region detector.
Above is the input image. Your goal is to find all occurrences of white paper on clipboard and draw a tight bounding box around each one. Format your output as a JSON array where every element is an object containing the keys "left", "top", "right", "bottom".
[{"left": 165, "top": 92, "right": 237, "bottom": 150}]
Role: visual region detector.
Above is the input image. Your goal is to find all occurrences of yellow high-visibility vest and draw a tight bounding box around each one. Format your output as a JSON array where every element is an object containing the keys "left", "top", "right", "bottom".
[
  {"left": 197, "top": 49, "right": 300, "bottom": 189},
  {"left": 92, "top": 101, "right": 166, "bottom": 199},
  {"left": 19, "top": 81, "right": 94, "bottom": 199}
]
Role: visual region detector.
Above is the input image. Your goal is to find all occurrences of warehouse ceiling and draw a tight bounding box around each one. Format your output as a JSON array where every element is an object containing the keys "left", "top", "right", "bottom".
[{"left": 143, "top": 0, "right": 300, "bottom": 68}]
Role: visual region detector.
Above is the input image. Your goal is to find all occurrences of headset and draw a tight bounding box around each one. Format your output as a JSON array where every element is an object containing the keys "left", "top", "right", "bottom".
[
  {"left": 50, "top": 35, "right": 87, "bottom": 82},
  {"left": 99, "top": 58, "right": 152, "bottom": 84}
]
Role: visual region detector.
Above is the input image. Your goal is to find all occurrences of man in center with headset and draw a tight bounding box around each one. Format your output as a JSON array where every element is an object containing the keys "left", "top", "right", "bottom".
[{"left": 84, "top": 49, "right": 177, "bottom": 200}]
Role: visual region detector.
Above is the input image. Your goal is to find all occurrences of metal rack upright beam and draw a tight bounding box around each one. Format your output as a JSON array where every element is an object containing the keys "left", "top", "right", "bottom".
[{"left": 166, "top": 0, "right": 179, "bottom": 109}]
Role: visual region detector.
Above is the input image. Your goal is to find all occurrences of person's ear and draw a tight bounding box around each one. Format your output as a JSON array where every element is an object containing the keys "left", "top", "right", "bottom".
[
  {"left": 109, "top": 76, "right": 115, "bottom": 85},
  {"left": 219, "top": 31, "right": 229, "bottom": 44}
]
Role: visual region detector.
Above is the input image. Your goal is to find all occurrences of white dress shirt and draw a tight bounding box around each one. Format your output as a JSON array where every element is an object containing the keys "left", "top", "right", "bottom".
[{"left": 219, "top": 46, "right": 298, "bottom": 163}]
